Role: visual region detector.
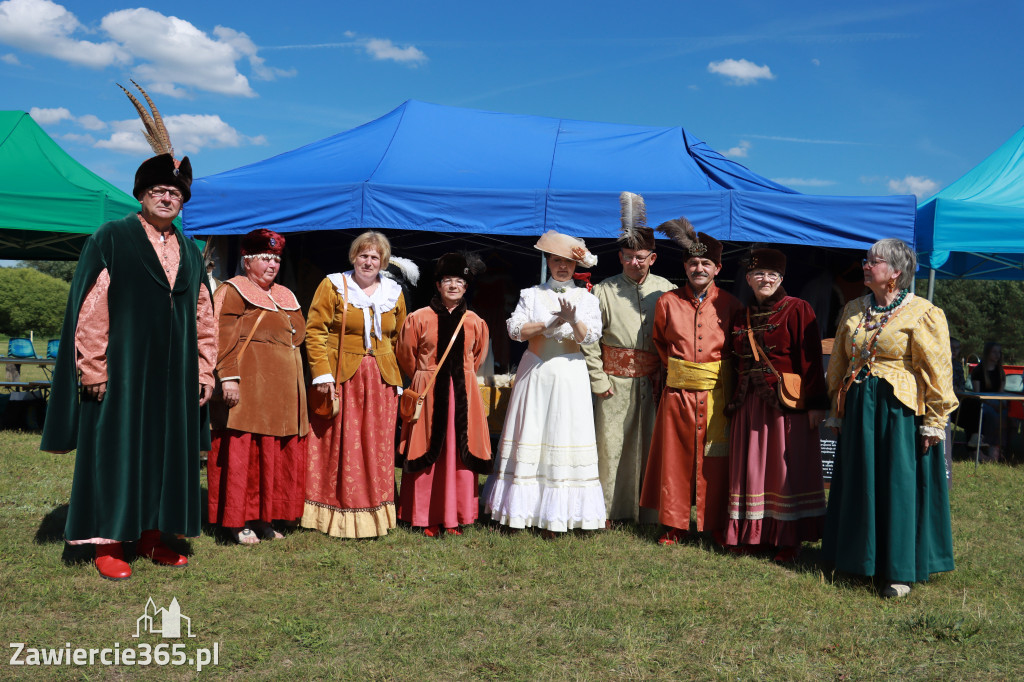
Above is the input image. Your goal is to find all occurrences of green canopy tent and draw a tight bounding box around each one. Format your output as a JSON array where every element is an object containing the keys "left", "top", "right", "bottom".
[{"left": 0, "top": 111, "right": 139, "bottom": 260}]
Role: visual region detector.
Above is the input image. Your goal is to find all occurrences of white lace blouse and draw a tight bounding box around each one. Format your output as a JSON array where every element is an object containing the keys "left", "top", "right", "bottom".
[{"left": 506, "top": 278, "right": 602, "bottom": 344}]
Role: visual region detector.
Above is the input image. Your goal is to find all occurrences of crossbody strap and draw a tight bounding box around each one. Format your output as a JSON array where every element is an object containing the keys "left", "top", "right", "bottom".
[
  {"left": 419, "top": 312, "right": 468, "bottom": 400},
  {"left": 746, "top": 308, "right": 782, "bottom": 381},
  {"left": 237, "top": 309, "right": 268, "bottom": 363},
  {"left": 333, "top": 277, "right": 349, "bottom": 391}
]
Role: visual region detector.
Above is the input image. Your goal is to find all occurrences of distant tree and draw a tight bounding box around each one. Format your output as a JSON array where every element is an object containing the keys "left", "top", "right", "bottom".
[
  {"left": 0, "top": 267, "right": 70, "bottom": 337},
  {"left": 21, "top": 260, "right": 77, "bottom": 283},
  {"left": 924, "top": 279, "right": 1024, "bottom": 364}
]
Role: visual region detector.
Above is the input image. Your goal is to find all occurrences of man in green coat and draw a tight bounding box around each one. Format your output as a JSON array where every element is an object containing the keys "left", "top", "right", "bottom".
[{"left": 41, "top": 151, "right": 218, "bottom": 581}]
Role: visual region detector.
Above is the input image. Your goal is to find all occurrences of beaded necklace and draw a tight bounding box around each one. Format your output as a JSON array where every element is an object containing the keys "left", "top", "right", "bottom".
[{"left": 849, "top": 289, "right": 909, "bottom": 375}]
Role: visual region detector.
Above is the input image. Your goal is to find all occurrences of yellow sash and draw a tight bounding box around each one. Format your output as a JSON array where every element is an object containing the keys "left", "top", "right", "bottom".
[
  {"left": 666, "top": 358, "right": 731, "bottom": 457},
  {"left": 667, "top": 358, "right": 722, "bottom": 390}
]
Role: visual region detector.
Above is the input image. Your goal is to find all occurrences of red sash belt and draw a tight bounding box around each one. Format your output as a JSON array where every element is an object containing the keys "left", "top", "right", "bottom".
[{"left": 602, "top": 344, "right": 661, "bottom": 378}]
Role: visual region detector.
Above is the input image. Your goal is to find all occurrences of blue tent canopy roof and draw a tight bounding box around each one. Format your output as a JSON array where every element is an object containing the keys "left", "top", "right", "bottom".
[
  {"left": 184, "top": 100, "right": 915, "bottom": 249},
  {"left": 917, "top": 124, "right": 1024, "bottom": 279}
]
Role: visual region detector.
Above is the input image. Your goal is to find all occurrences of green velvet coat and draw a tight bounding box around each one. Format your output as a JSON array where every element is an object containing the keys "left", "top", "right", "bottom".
[{"left": 41, "top": 214, "right": 211, "bottom": 542}]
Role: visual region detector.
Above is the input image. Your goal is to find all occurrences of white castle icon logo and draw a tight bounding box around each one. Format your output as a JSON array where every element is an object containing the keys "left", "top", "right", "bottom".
[{"left": 134, "top": 597, "right": 196, "bottom": 639}]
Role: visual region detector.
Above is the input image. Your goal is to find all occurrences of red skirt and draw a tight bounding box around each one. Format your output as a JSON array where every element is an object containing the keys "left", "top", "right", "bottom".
[
  {"left": 207, "top": 430, "right": 306, "bottom": 527},
  {"left": 302, "top": 356, "right": 399, "bottom": 538},
  {"left": 723, "top": 391, "right": 826, "bottom": 547},
  {"left": 397, "top": 381, "right": 479, "bottom": 528}
]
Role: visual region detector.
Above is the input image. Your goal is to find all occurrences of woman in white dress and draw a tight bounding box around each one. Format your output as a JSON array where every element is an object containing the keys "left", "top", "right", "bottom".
[{"left": 484, "top": 230, "right": 607, "bottom": 535}]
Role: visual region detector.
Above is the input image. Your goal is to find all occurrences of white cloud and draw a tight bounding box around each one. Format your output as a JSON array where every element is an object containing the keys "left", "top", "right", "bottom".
[
  {"left": 722, "top": 140, "right": 751, "bottom": 158},
  {"left": 772, "top": 177, "right": 837, "bottom": 188},
  {"left": 101, "top": 9, "right": 257, "bottom": 98},
  {"left": 0, "top": 1, "right": 292, "bottom": 97},
  {"left": 707, "top": 58, "right": 774, "bottom": 85},
  {"left": 811, "top": 58, "right": 821, "bottom": 66},
  {"left": 29, "top": 106, "right": 73, "bottom": 124},
  {"left": 30, "top": 106, "right": 107, "bottom": 132},
  {"left": 76, "top": 114, "right": 105, "bottom": 131},
  {"left": 0, "top": 0, "right": 130, "bottom": 68},
  {"left": 2, "top": 52, "right": 21, "bottom": 65},
  {"left": 362, "top": 38, "right": 427, "bottom": 65},
  {"left": 59, "top": 132, "right": 96, "bottom": 145},
  {"left": 95, "top": 114, "right": 267, "bottom": 155},
  {"left": 888, "top": 175, "right": 938, "bottom": 198}
]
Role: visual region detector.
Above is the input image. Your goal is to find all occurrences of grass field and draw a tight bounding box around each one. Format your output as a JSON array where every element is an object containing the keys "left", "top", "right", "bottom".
[{"left": 1, "top": 429, "right": 1022, "bottom": 680}]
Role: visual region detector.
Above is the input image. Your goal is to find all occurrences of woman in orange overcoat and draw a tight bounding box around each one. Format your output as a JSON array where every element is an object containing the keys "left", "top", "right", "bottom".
[
  {"left": 209, "top": 229, "right": 308, "bottom": 544},
  {"left": 396, "top": 253, "right": 491, "bottom": 536}
]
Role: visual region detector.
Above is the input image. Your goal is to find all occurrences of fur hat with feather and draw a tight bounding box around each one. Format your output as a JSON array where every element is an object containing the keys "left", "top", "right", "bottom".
[
  {"left": 657, "top": 217, "right": 723, "bottom": 265},
  {"left": 619, "top": 191, "right": 656, "bottom": 251},
  {"left": 118, "top": 80, "right": 193, "bottom": 202}
]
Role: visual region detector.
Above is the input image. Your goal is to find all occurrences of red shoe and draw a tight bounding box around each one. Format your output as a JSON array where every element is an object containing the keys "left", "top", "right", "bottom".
[
  {"left": 773, "top": 546, "right": 800, "bottom": 563},
  {"left": 444, "top": 527, "right": 463, "bottom": 536},
  {"left": 137, "top": 531, "right": 188, "bottom": 567},
  {"left": 423, "top": 526, "right": 441, "bottom": 538},
  {"left": 657, "top": 528, "right": 689, "bottom": 545},
  {"left": 94, "top": 543, "right": 131, "bottom": 581}
]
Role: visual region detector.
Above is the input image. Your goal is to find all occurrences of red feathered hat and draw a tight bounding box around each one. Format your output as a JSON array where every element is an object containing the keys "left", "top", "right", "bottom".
[{"left": 240, "top": 229, "right": 285, "bottom": 258}]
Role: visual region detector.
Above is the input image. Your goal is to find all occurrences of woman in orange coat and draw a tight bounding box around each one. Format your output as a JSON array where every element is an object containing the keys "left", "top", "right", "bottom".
[
  {"left": 208, "top": 229, "right": 308, "bottom": 544},
  {"left": 396, "top": 253, "right": 491, "bottom": 536}
]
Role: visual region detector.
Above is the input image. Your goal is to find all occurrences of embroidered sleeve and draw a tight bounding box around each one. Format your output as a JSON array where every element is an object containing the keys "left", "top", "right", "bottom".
[
  {"left": 912, "top": 304, "right": 959, "bottom": 431},
  {"left": 75, "top": 269, "right": 111, "bottom": 385},
  {"left": 196, "top": 283, "right": 218, "bottom": 388},
  {"left": 506, "top": 288, "right": 533, "bottom": 341},
  {"left": 825, "top": 301, "right": 857, "bottom": 420}
]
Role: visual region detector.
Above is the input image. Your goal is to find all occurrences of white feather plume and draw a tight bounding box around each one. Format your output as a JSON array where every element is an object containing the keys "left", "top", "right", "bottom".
[{"left": 387, "top": 256, "right": 420, "bottom": 286}]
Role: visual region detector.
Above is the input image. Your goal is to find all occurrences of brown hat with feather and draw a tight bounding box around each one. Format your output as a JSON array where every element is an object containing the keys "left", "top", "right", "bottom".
[
  {"left": 657, "top": 217, "right": 723, "bottom": 265},
  {"left": 618, "top": 191, "right": 656, "bottom": 251},
  {"left": 118, "top": 80, "right": 193, "bottom": 203}
]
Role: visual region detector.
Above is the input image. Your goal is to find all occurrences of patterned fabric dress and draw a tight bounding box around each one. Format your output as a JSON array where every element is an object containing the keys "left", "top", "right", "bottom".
[
  {"left": 483, "top": 278, "right": 607, "bottom": 531},
  {"left": 821, "top": 292, "right": 958, "bottom": 582},
  {"left": 302, "top": 273, "right": 406, "bottom": 538}
]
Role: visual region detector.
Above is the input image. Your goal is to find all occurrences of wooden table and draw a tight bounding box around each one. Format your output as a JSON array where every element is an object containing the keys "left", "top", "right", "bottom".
[
  {"left": 0, "top": 357, "right": 55, "bottom": 382},
  {"left": 966, "top": 391, "right": 1024, "bottom": 469}
]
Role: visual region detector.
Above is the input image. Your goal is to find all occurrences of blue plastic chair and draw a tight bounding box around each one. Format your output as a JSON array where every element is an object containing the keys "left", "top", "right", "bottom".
[
  {"left": 7, "top": 338, "right": 38, "bottom": 359},
  {"left": 46, "top": 339, "right": 59, "bottom": 359}
]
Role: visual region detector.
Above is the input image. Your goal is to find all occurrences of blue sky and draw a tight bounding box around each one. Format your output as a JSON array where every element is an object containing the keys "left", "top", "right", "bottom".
[{"left": 2, "top": 0, "right": 1021, "bottom": 201}]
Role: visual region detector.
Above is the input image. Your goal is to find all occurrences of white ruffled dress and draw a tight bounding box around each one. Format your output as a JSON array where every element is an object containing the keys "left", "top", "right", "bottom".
[{"left": 483, "top": 278, "right": 607, "bottom": 531}]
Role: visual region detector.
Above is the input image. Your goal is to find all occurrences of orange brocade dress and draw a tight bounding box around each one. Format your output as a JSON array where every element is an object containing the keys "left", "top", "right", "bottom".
[{"left": 301, "top": 273, "right": 406, "bottom": 538}]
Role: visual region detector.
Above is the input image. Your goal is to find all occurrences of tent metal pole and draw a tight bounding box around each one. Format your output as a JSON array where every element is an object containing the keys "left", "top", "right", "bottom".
[
  {"left": 540, "top": 254, "right": 547, "bottom": 284},
  {"left": 927, "top": 268, "right": 936, "bottom": 301}
]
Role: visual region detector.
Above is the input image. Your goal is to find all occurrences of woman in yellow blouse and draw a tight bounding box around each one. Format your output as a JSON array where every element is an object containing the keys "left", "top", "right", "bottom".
[
  {"left": 302, "top": 231, "right": 407, "bottom": 538},
  {"left": 821, "top": 238, "right": 958, "bottom": 598}
]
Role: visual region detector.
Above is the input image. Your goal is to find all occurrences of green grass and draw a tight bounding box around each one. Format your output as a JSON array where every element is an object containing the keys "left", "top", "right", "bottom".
[{"left": 1, "top": 430, "right": 1022, "bottom": 680}]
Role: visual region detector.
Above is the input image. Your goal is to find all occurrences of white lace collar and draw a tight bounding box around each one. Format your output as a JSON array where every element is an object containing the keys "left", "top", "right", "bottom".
[
  {"left": 326, "top": 271, "right": 402, "bottom": 349},
  {"left": 543, "top": 277, "right": 576, "bottom": 294}
]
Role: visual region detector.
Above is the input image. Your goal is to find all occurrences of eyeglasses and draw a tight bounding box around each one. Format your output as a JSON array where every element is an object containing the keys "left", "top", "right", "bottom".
[
  {"left": 748, "top": 271, "right": 780, "bottom": 282},
  {"left": 622, "top": 252, "right": 653, "bottom": 264},
  {"left": 147, "top": 187, "right": 183, "bottom": 202},
  {"left": 862, "top": 257, "right": 887, "bottom": 268},
  {"left": 440, "top": 277, "right": 466, "bottom": 287}
]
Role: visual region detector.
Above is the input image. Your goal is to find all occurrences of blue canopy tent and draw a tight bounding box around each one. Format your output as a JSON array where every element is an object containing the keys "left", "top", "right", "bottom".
[
  {"left": 917, "top": 124, "right": 1024, "bottom": 287},
  {"left": 184, "top": 100, "right": 915, "bottom": 249}
]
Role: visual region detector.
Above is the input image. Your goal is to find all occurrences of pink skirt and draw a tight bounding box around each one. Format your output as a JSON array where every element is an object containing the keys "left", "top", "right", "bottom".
[
  {"left": 302, "top": 356, "right": 399, "bottom": 538},
  {"left": 723, "top": 391, "right": 826, "bottom": 547},
  {"left": 207, "top": 430, "right": 306, "bottom": 527},
  {"left": 397, "top": 381, "right": 479, "bottom": 528}
]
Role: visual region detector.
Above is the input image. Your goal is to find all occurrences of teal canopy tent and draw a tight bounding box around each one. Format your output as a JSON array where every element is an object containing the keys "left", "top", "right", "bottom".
[
  {"left": 917, "top": 124, "right": 1024, "bottom": 281},
  {"left": 0, "top": 111, "right": 139, "bottom": 260}
]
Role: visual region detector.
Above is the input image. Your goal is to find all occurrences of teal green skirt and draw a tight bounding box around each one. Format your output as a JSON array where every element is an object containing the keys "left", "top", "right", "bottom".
[{"left": 821, "top": 376, "right": 954, "bottom": 583}]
